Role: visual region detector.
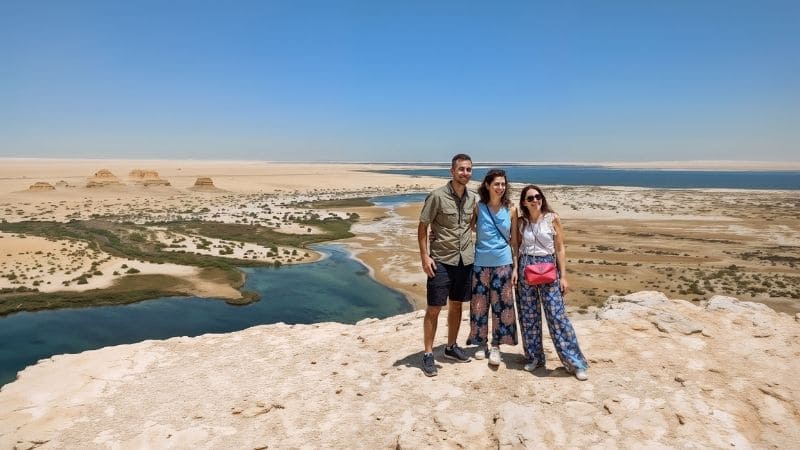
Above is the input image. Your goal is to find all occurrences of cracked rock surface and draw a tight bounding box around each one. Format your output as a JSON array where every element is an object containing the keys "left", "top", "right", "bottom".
[{"left": 1, "top": 292, "right": 798, "bottom": 449}]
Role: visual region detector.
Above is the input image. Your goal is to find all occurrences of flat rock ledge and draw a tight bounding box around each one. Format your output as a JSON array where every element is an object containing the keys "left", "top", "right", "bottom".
[{"left": 2, "top": 291, "right": 798, "bottom": 449}]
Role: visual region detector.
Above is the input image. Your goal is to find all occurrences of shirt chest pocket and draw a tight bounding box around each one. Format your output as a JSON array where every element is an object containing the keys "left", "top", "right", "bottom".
[{"left": 437, "top": 207, "right": 459, "bottom": 227}]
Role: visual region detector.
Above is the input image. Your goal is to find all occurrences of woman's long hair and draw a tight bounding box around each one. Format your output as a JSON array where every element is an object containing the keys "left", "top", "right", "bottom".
[
  {"left": 518, "top": 184, "right": 554, "bottom": 224},
  {"left": 478, "top": 169, "right": 511, "bottom": 207}
]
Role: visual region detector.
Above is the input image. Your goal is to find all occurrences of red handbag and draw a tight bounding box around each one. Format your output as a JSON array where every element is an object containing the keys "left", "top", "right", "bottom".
[
  {"left": 524, "top": 262, "right": 557, "bottom": 285},
  {"left": 523, "top": 218, "right": 558, "bottom": 285}
]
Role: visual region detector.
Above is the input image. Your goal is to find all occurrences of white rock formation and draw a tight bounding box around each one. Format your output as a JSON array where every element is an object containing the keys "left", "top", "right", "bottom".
[{"left": 1, "top": 292, "right": 798, "bottom": 449}]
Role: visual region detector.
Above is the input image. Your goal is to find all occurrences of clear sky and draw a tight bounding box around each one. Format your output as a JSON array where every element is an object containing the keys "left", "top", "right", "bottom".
[{"left": 1, "top": 1, "right": 798, "bottom": 162}]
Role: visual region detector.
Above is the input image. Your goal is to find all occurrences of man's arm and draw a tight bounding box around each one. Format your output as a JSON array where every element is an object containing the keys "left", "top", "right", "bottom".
[{"left": 418, "top": 222, "right": 436, "bottom": 278}]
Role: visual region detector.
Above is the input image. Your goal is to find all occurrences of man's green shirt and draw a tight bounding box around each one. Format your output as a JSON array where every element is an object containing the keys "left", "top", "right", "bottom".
[{"left": 419, "top": 182, "right": 476, "bottom": 266}]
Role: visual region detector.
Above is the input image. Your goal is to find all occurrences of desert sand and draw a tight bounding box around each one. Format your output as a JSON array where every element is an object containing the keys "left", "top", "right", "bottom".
[
  {"left": 0, "top": 159, "right": 439, "bottom": 302},
  {"left": 1, "top": 158, "right": 799, "bottom": 314}
]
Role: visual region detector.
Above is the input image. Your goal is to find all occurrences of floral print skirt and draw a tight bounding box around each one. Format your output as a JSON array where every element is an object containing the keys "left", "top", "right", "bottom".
[
  {"left": 516, "top": 254, "right": 588, "bottom": 372},
  {"left": 467, "top": 264, "right": 518, "bottom": 347}
]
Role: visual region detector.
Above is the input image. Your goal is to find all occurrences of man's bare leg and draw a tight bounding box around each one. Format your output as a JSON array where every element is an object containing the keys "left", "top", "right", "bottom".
[
  {"left": 424, "top": 306, "right": 442, "bottom": 353},
  {"left": 447, "top": 300, "right": 463, "bottom": 346}
]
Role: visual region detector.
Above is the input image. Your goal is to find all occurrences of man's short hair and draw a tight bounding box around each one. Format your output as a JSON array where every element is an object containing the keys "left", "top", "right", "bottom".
[{"left": 451, "top": 153, "right": 472, "bottom": 169}]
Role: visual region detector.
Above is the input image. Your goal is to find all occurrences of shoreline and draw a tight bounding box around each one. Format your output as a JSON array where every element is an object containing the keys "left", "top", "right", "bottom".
[{"left": 2, "top": 157, "right": 800, "bottom": 172}]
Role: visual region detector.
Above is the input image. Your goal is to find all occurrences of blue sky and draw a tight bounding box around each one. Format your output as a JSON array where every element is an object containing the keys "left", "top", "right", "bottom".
[{"left": 1, "top": 1, "right": 798, "bottom": 162}]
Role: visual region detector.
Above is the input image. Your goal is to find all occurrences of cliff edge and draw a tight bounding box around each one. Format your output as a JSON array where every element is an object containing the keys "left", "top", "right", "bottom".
[{"left": 1, "top": 292, "right": 798, "bottom": 449}]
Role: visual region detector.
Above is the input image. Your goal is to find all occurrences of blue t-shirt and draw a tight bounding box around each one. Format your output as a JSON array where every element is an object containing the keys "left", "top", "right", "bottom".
[{"left": 475, "top": 202, "right": 512, "bottom": 267}]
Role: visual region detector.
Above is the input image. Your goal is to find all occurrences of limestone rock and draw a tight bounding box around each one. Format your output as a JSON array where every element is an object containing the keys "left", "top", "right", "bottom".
[
  {"left": 651, "top": 312, "right": 704, "bottom": 335},
  {"left": 706, "top": 295, "right": 774, "bottom": 313},
  {"left": 1, "top": 292, "right": 798, "bottom": 449},
  {"left": 86, "top": 169, "right": 123, "bottom": 188},
  {"left": 596, "top": 291, "right": 669, "bottom": 321},
  {"left": 128, "top": 169, "right": 171, "bottom": 186},
  {"left": 27, "top": 182, "right": 55, "bottom": 191}
]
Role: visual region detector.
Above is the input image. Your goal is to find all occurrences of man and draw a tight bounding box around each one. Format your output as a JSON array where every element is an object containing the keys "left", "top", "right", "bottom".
[{"left": 418, "top": 153, "right": 477, "bottom": 376}]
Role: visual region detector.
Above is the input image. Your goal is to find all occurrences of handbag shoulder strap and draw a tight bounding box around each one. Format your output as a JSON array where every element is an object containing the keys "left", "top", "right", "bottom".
[
  {"left": 482, "top": 203, "right": 510, "bottom": 246},
  {"left": 526, "top": 217, "right": 556, "bottom": 260}
]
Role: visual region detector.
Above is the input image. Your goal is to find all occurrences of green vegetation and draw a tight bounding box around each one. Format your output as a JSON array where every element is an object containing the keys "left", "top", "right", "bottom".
[
  {"left": 304, "top": 197, "right": 373, "bottom": 208},
  {"left": 0, "top": 275, "right": 191, "bottom": 316},
  {"left": 0, "top": 215, "right": 359, "bottom": 315},
  {"left": 161, "top": 215, "right": 358, "bottom": 248}
]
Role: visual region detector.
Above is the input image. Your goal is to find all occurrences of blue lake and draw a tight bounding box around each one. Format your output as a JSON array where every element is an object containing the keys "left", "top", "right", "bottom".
[
  {"left": 0, "top": 244, "right": 411, "bottom": 387},
  {"left": 376, "top": 165, "right": 800, "bottom": 190}
]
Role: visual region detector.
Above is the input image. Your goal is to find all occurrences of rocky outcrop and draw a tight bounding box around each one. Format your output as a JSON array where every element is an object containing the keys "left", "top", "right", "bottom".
[
  {"left": 129, "top": 169, "right": 171, "bottom": 187},
  {"left": 1, "top": 292, "right": 798, "bottom": 448},
  {"left": 27, "top": 182, "right": 55, "bottom": 191},
  {"left": 189, "top": 177, "right": 223, "bottom": 192},
  {"left": 86, "top": 169, "right": 123, "bottom": 188}
]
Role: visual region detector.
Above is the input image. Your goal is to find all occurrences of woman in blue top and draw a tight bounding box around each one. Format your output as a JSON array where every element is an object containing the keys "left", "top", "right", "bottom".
[{"left": 467, "top": 169, "right": 519, "bottom": 365}]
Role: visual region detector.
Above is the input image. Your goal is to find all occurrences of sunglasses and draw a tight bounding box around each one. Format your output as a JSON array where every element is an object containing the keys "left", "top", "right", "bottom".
[{"left": 525, "top": 194, "right": 543, "bottom": 202}]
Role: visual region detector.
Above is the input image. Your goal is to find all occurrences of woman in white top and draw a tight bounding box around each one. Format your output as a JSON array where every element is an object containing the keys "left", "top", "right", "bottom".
[{"left": 512, "top": 185, "right": 588, "bottom": 381}]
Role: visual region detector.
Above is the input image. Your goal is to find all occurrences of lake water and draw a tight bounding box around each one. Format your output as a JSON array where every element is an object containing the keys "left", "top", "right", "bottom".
[
  {"left": 0, "top": 244, "right": 411, "bottom": 387},
  {"left": 377, "top": 165, "right": 800, "bottom": 190}
]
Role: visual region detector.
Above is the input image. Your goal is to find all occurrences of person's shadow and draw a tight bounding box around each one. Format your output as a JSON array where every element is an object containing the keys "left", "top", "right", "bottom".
[
  {"left": 393, "top": 347, "right": 574, "bottom": 378},
  {"left": 392, "top": 345, "right": 448, "bottom": 373}
]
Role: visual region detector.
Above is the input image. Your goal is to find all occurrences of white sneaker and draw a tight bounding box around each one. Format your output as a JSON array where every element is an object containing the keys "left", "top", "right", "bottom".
[
  {"left": 523, "top": 363, "right": 542, "bottom": 372},
  {"left": 488, "top": 346, "right": 501, "bottom": 366},
  {"left": 474, "top": 347, "right": 487, "bottom": 360},
  {"left": 575, "top": 369, "right": 588, "bottom": 381}
]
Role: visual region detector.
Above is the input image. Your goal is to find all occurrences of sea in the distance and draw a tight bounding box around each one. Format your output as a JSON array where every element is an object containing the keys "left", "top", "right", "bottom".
[
  {"left": 0, "top": 243, "right": 411, "bottom": 387},
  {"left": 376, "top": 165, "right": 800, "bottom": 190}
]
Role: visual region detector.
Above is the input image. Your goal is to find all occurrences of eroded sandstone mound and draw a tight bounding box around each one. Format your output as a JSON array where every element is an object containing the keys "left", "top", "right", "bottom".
[
  {"left": 86, "top": 169, "right": 123, "bottom": 188},
  {"left": 189, "top": 176, "right": 223, "bottom": 192},
  {"left": 1, "top": 292, "right": 798, "bottom": 448},
  {"left": 27, "top": 182, "right": 55, "bottom": 192},
  {"left": 128, "top": 169, "right": 171, "bottom": 186}
]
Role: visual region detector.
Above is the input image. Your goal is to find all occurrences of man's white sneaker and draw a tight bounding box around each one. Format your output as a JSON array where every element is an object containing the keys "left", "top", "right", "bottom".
[
  {"left": 488, "top": 346, "right": 501, "bottom": 366},
  {"left": 474, "top": 347, "right": 487, "bottom": 360},
  {"left": 575, "top": 369, "right": 588, "bottom": 381}
]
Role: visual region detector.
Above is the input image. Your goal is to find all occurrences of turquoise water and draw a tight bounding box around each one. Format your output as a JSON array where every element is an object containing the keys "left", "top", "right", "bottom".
[
  {"left": 0, "top": 244, "right": 411, "bottom": 387},
  {"left": 378, "top": 165, "right": 800, "bottom": 190}
]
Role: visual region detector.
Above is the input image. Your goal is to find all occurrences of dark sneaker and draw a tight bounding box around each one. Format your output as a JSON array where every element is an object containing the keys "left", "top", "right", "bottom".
[
  {"left": 422, "top": 352, "right": 437, "bottom": 377},
  {"left": 444, "top": 344, "right": 471, "bottom": 363}
]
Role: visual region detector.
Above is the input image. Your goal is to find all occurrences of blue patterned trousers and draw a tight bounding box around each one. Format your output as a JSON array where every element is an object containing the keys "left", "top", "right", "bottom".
[{"left": 516, "top": 254, "right": 588, "bottom": 372}]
